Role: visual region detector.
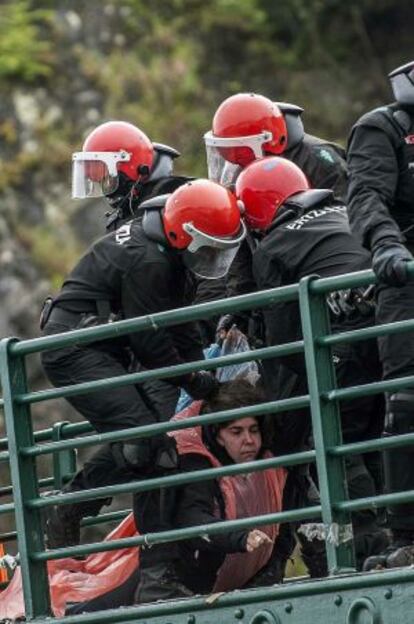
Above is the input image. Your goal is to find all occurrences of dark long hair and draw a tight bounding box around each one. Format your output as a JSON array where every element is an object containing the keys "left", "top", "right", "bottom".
[{"left": 200, "top": 379, "right": 271, "bottom": 465}]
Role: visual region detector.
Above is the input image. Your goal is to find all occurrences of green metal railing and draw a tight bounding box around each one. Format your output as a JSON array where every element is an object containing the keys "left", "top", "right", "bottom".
[{"left": 2, "top": 266, "right": 414, "bottom": 623}]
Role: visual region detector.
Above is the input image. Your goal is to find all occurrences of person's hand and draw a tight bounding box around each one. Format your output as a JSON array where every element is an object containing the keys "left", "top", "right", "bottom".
[
  {"left": 372, "top": 240, "right": 413, "bottom": 286},
  {"left": 183, "top": 371, "right": 219, "bottom": 400},
  {"left": 245, "top": 529, "right": 273, "bottom": 553},
  {"left": 216, "top": 314, "right": 236, "bottom": 341}
]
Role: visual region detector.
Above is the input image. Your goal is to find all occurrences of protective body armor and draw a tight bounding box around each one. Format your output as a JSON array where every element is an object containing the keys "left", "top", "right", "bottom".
[{"left": 353, "top": 103, "right": 414, "bottom": 238}]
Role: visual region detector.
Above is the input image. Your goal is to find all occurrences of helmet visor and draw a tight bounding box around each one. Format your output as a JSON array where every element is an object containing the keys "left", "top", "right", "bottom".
[
  {"left": 182, "top": 221, "right": 246, "bottom": 279},
  {"left": 71, "top": 151, "right": 131, "bottom": 198},
  {"left": 204, "top": 130, "right": 272, "bottom": 182}
]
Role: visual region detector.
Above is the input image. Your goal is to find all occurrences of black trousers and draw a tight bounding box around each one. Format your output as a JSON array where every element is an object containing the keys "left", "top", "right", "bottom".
[
  {"left": 41, "top": 320, "right": 179, "bottom": 496},
  {"left": 267, "top": 336, "right": 384, "bottom": 571},
  {"left": 376, "top": 278, "right": 414, "bottom": 531}
]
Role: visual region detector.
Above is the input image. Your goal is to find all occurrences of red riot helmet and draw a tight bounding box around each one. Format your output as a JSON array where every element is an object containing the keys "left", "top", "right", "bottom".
[
  {"left": 72, "top": 121, "right": 154, "bottom": 199},
  {"left": 204, "top": 93, "right": 288, "bottom": 185},
  {"left": 235, "top": 157, "right": 310, "bottom": 231},
  {"left": 162, "top": 179, "right": 246, "bottom": 279}
]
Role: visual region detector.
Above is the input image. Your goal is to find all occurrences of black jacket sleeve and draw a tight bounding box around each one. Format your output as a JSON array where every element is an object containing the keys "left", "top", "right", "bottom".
[
  {"left": 121, "top": 260, "right": 201, "bottom": 383},
  {"left": 252, "top": 247, "right": 305, "bottom": 375},
  {"left": 175, "top": 454, "right": 248, "bottom": 554},
  {"left": 347, "top": 125, "right": 404, "bottom": 249},
  {"left": 305, "top": 143, "right": 348, "bottom": 203},
  {"left": 226, "top": 239, "right": 256, "bottom": 298}
]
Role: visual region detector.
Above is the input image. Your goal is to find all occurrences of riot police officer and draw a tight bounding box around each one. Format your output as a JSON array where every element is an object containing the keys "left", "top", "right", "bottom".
[
  {"left": 347, "top": 60, "right": 414, "bottom": 570},
  {"left": 41, "top": 174, "right": 246, "bottom": 552},
  {"left": 76, "top": 120, "right": 193, "bottom": 232},
  {"left": 205, "top": 93, "right": 350, "bottom": 578},
  {"left": 235, "top": 156, "right": 388, "bottom": 573}
]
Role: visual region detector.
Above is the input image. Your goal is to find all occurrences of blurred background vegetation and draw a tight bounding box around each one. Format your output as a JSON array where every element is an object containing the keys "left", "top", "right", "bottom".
[
  {"left": 0, "top": 0, "right": 412, "bottom": 553},
  {"left": 0, "top": 0, "right": 412, "bottom": 282}
]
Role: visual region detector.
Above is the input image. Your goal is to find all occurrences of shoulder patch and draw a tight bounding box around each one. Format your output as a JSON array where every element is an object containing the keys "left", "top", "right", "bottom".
[
  {"left": 317, "top": 148, "right": 336, "bottom": 164},
  {"left": 115, "top": 223, "right": 132, "bottom": 245}
]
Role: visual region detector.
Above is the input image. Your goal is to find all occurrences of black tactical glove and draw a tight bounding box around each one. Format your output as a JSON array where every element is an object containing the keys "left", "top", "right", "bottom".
[
  {"left": 112, "top": 434, "right": 178, "bottom": 474},
  {"left": 216, "top": 313, "right": 250, "bottom": 340},
  {"left": 183, "top": 371, "right": 219, "bottom": 400},
  {"left": 371, "top": 240, "right": 414, "bottom": 286},
  {"left": 216, "top": 314, "right": 236, "bottom": 339}
]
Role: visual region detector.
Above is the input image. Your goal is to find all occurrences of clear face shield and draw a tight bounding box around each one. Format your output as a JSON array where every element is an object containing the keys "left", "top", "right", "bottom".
[
  {"left": 71, "top": 151, "right": 131, "bottom": 198},
  {"left": 204, "top": 131, "right": 272, "bottom": 186},
  {"left": 182, "top": 220, "right": 247, "bottom": 279}
]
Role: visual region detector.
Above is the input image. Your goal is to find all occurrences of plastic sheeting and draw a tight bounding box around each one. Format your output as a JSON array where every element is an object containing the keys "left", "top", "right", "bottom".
[{"left": 0, "top": 514, "right": 138, "bottom": 620}]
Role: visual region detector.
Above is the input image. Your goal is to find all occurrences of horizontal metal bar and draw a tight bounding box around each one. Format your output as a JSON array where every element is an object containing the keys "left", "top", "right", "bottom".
[
  {"left": 0, "top": 502, "right": 15, "bottom": 515},
  {"left": 320, "top": 317, "right": 414, "bottom": 347},
  {"left": 20, "top": 395, "right": 310, "bottom": 458},
  {"left": 10, "top": 286, "right": 299, "bottom": 357},
  {"left": 0, "top": 477, "right": 55, "bottom": 498},
  {"left": 310, "top": 261, "right": 414, "bottom": 296},
  {"left": 16, "top": 341, "right": 303, "bottom": 407},
  {"left": 43, "top": 564, "right": 414, "bottom": 624},
  {"left": 0, "top": 421, "right": 91, "bottom": 450},
  {"left": 0, "top": 511, "right": 132, "bottom": 544},
  {"left": 0, "top": 450, "right": 9, "bottom": 462},
  {"left": 329, "top": 431, "right": 414, "bottom": 457},
  {"left": 0, "top": 530, "right": 17, "bottom": 543},
  {"left": 335, "top": 487, "right": 414, "bottom": 513},
  {"left": 81, "top": 509, "right": 130, "bottom": 527},
  {"left": 27, "top": 449, "right": 315, "bottom": 509},
  {"left": 324, "top": 374, "right": 414, "bottom": 402},
  {"left": 309, "top": 268, "right": 375, "bottom": 293},
  {"left": 32, "top": 503, "right": 321, "bottom": 562}
]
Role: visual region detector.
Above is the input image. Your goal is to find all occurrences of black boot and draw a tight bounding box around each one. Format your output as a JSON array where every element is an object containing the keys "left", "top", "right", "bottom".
[
  {"left": 243, "top": 554, "right": 285, "bottom": 588},
  {"left": 353, "top": 525, "right": 390, "bottom": 571},
  {"left": 299, "top": 535, "right": 328, "bottom": 579},
  {"left": 363, "top": 530, "right": 414, "bottom": 571},
  {"left": 44, "top": 490, "right": 110, "bottom": 549},
  {"left": 135, "top": 547, "right": 193, "bottom": 603}
]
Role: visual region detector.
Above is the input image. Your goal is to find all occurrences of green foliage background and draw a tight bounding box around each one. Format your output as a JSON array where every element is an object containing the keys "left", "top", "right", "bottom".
[
  {"left": 0, "top": 0, "right": 410, "bottom": 281},
  {"left": 1, "top": 0, "right": 412, "bottom": 179}
]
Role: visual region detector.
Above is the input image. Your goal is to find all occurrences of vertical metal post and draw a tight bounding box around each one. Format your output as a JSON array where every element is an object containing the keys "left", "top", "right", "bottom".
[
  {"left": 52, "top": 421, "right": 77, "bottom": 490},
  {"left": 299, "top": 277, "right": 355, "bottom": 574},
  {"left": 0, "top": 338, "right": 51, "bottom": 617}
]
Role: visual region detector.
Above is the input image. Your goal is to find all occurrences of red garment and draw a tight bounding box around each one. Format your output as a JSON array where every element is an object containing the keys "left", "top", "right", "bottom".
[{"left": 170, "top": 402, "right": 287, "bottom": 591}]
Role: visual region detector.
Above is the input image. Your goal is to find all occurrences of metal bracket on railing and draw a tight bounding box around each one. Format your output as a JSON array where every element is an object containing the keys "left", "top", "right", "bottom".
[
  {"left": 52, "top": 421, "right": 77, "bottom": 490},
  {"left": 298, "top": 522, "right": 353, "bottom": 545}
]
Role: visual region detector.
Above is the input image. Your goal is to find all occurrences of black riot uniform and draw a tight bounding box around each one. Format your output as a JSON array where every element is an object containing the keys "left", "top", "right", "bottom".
[
  {"left": 40, "top": 213, "right": 213, "bottom": 548},
  {"left": 251, "top": 190, "right": 386, "bottom": 570},
  {"left": 347, "top": 63, "right": 414, "bottom": 561},
  {"left": 104, "top": 142, "right": 193, "bottom": 232}
]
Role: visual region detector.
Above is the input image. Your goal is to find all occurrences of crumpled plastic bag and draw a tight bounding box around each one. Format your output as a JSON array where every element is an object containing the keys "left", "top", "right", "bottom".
[{"left": 176, "top": 327, "right": 260, "bottom": 412}]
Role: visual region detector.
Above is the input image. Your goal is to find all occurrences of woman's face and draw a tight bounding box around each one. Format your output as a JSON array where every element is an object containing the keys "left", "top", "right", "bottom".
[{"left": 216, "top": 417, "right": 262, "bottom": 463}]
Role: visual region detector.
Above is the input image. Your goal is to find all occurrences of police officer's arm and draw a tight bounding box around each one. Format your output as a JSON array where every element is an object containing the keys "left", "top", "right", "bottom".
[
  {"left": 175, "top": 454, "right": 248, "bottom": 553},
  {"left": 253, "top": 249, "right": 306, "bottom": 375},
  {"left": 226, "top": 239, "right": 256, "bottom": 297},
  {"left": 121, "top": 260, "right": 203, "bottom": 382},
  {"left": 347, "top": 126, "right": 403, "bottom": 250},
  {"left": 304, "top": 144, "right": 348, "bottom": 203}
]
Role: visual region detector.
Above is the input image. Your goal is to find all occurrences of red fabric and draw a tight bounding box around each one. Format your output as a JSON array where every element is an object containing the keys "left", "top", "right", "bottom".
[{"left": 0, "top": 514, "right": 139, "bottom": 619}]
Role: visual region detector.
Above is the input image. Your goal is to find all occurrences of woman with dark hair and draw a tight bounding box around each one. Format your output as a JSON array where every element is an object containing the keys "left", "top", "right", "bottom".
[
  {"left": 64, "top": 380, "right": 285, "bottom": 614},
  {"left": 167, "top": 379, "right": 286, "bottom": 596}
]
